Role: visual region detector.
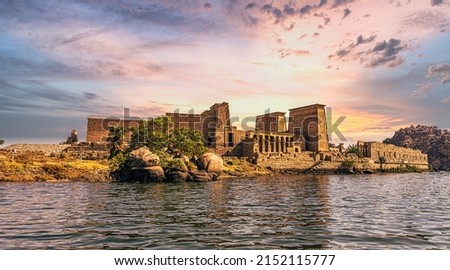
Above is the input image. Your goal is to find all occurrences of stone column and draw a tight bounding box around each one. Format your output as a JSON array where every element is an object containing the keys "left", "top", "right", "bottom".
[
  {"left": 270, "top": 136, "right": 275, "bottom": 152},
  {"left": 258, "top": 135, "right": 264, "bottom": 153},
  {"left": 276, "top": 136, "right": 281, "bottom": 153},
  {"left": 281, "top": 137, "right": 285, "bottom": 153},
  {"left": 265, "top": 135, "right": 270, "bottom": 153}
]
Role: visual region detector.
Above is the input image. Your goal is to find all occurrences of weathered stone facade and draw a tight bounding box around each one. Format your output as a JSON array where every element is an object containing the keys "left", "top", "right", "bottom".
[
  {"left": 166, "top": 102, "right": 241, "bottom": 149},
  {"left": 239, "top": 131, "right": 299, "bottom": 158},
  {"left": 288, "top": 104, "right": 329, "bottom": 152},
  {"left": 255, "top": 112, "right": 287, "bottom": 133},
  {"left": 86, "top": 116, "right": 140, "bottom": 142},
  {"left": 85, "top": 102, "right": 330, "bottom": 156},
  {"left": 357, "top": 141, "right": 428, "bottom": 166}
]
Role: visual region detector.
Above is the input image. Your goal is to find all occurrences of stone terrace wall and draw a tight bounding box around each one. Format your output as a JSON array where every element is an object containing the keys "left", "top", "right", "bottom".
[
  {"left": 1, "top": 144, "right": 109, "bottom": 160},
  {"left": 364, "top": 142, "right": 428, "bottom": 165},
  {"left": 3, "top": 144, "right": 69, "bottom": 157},
  {"left": 256, "top": 152, "right": 316, "bottom": 171}
]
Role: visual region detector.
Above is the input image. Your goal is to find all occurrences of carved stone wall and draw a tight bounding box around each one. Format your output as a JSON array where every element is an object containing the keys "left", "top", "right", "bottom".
[{"left": 288, "top": 104, "right": 329, "bottom": 152}]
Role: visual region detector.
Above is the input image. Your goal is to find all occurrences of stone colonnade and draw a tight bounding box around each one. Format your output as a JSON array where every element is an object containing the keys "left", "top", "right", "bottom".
[{"left": 256, "top": 134, "right": 293, "bottom": 153}]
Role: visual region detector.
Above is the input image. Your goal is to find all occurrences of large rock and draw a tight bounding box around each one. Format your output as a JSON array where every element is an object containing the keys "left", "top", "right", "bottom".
[
  {"left": 190, "top": 170, "right": 219, "bottom": 182},
  {"left": 130, "top": 166, "right": 165, "bottom": 182},
  {"left": 197, "top": 153, "right": 223, "bottom": 175},
  {"left": 167, "top": 171, "right": 192, "bottom": 182},
  {"left": 128, "top": 147, "right": 160, "bottom": 168},
  {"left": 384, "top": 125, "right": 450, "bottom": 170}
]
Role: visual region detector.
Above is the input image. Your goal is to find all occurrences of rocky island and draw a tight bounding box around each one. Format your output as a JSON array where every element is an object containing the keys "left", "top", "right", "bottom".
[
  {"left": 384, "top": 125, "right": 450, "bottom": 171},
  {"left": 0, "top": 102, "right": 435, "bottom": 182}
]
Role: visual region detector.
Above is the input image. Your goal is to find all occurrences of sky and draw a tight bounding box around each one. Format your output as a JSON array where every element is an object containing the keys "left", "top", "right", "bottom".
[{"left": 1, "top": 0, "right": 450, "bottom": 146}]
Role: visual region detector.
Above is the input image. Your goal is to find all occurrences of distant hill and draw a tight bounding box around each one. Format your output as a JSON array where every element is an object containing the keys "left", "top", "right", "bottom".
[{"left": 384, "top": 125, "right": 450, "bottom": 170}]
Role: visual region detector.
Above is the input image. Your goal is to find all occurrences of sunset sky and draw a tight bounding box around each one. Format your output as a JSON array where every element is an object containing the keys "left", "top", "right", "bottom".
[{"left": 1, "top": 0, "right": 450, "bottom": 145}]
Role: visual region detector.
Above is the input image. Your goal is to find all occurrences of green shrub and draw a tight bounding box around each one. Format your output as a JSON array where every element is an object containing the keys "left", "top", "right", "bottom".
[
  {"left": 107, "top": 116, "right": 208, "bottom": 172},
  {"left": 346, "top": 144, "right": 363, "bottom": 158},
  {"left": 341, "top": 160, "right": 355, "bottom": 168},
  {"left": 164, "top": 158, "right": 188, "bottom": 173}
]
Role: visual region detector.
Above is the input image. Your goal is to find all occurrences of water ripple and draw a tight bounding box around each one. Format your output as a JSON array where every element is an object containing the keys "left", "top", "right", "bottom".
[{"left": 1, "top": 173, "right": 449, "bottom": 249}]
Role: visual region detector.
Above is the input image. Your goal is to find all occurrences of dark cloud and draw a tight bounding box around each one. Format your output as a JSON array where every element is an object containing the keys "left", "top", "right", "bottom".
[
  {"left": 427, "top": 63, "right": 450, "bottom": 83},
  {"left": 261, "top": 4, "right": 273, "bottom": 13},
  {"left": 299, "top": 4, "right": 313, "bottom": 15},
  {"left": 356, "top": 34, "right": 376, "bottom": 45},
  {"left": 83, "top": 92, "right": 100, "bottom": 100},
  {"left": 324, "top": 17, "right": 331, "bottom": 25},
  {"left": 335, "top": 48, "right": 351, "bottom": 58},
  {"left": 373, "top": 41, "right": 388, "bottom": 52},
  {"left": 342, "top": 7, "right": 351, "bottom": 18},
  {"left": 371, "top": 39, "right": 404, "bottom": 57},
  {"left": 260, "top": 3, "right": 283, "bottom": 22},
  {"left": 245, "top": 3, "right": 256, "bottom": 9},
  {"left": 319, "top": 0, "right": 328, "bottom": 7},
  {"left": 203, "top": 2, "right": 212, "bottom": 9},
  {"left": 330, "top": 35, "right": 405, "bottom": 68},
  {"left": 283, "top": 4, "right": 296, "bottom": 15},
  {"left": 333, "top": 0, "right": 354, "bottom": 7},
  {"left": 272, "top": 7, "right": 283, "bottom": 21},
  {"left": 366, "top": 39, "right": 406, "bottom": 68},
  {"left": 383, "top": 39, "right": 403, "bottom": 56},
  {"left": 330, "top": 34, "right": 377, "bottom": 59},
  {"left": 431, "top": 0, "right": 444, "bottom": 6},
  {"left": 368, "top": 55, "right": 405, "bottom": 68}
]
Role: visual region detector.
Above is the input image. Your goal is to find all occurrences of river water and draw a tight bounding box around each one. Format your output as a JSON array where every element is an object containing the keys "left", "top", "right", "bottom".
[{"left": 1, "top": 173, "right": 449, "bottom": 249}]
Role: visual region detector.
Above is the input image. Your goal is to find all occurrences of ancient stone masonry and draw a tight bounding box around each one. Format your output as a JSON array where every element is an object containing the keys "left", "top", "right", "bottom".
[
  {"left": 288, "top": 104, "right": 329, "bottom": 152},
  {"left": 85, "top": 102, "right": 330, "bottom": 156},
  {"left": 3, "top": 144, "right": 70, "bottom": 157},
  {"left": 357, "top": 141, "right": 428, "bottom": 166},
  {"left": 165, "top": 102, "right": 244, "bottom": 150},
  {"left": 255, "top": 112, "right": 287, "bottom": 133},
  {"left": 86, "top": 115, "right": 140, "bottom": 143}
]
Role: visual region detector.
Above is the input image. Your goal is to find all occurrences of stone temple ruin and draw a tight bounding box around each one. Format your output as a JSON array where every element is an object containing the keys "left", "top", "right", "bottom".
[
  {"left": 86, "top": 102, "right": 329, "bottom": 155},
  {"left": 85, "top": 102, "right": 429, "bottom": 171}
]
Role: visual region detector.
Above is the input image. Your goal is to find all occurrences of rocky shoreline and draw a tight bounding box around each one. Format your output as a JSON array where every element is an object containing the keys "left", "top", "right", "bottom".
[{"left": 1, "top": 144, "right": 433, "bottom": 182}]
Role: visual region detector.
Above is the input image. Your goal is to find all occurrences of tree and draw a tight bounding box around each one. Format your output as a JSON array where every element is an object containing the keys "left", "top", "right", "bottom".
[
  {"left": 0, "top": 139, "right": 4, "bottom": 145},
  {"left": 170, "top": 128, "right": 207, "bottom": 157},
  {"left": 129, "top": 117, "right": 173, "bottom": 152},
  {"left": 378, "top": 156, "right": 386, "bottom": 171},
  {"left": 107, "top": 126, "right": 126, "bottom": 158},
  {"left": 346, "top": 144, "right": 363, "bottom": 158},
  {"left": 108, "top": 116, "right": 208, "bottom": 171}
]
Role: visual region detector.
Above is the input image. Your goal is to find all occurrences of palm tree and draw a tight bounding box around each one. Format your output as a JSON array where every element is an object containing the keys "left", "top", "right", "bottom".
[
  {"left": 0, "top": 139, "right": 4, "bottom": 145},
  {"left": 378, "top": 156, "right": 386, "bottom": 171}
]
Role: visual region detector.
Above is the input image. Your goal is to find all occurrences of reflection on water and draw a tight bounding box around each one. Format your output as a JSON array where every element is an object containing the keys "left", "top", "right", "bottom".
[{"left": 0, "top": 173, "right": 449, "bottom": 249}]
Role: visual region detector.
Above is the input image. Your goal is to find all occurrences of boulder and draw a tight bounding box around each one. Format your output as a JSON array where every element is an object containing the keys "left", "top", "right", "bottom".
[
  {"left": 197, "top": 153, "right": 223, "bottom": 175},
  {"left": 190, "top": 170, "right": 212, "bottom": 182},
  {"left": 128, "top": 147, "right": 160, "bottom": 168},
  {"left": 167, "top": 171, "right": 192, "bottom": 182},
  {"left": 130, "top": 166, "right": 165, "bottom": 182},
  {"left": 190, "top": 170, "right": 219, "bottom": 182}
]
